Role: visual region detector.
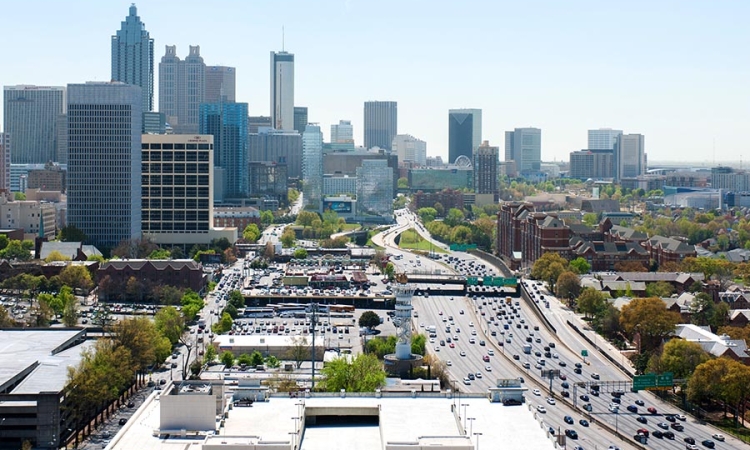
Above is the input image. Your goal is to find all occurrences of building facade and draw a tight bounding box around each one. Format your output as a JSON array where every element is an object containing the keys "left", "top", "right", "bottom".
[
  {"left": 0, "top": 133, "right": 9, "bottom": 192},
  {"left": 248, "top": 161, "right": 288, "bottom": 206},
  {"left": 270, "top": 51, "right": 295, "bottom": 131},
  {"left": 408, "top": 166, "right": 473, "bottom": 192},
  {"left": 3, "top": 85, "right": 66, "bottom": 164},
  {"left": 213, "top": 206, "right": 260, "bottom": 231},
  {"left": 392, "top": 134, "right": 427, "bottom": 166},
  {"left": 248, "top": 116, "right": 272, "bottom": 134},
  {"left": 55, "top": 113, "right": 68, "bottom": 164},
  {"left": 205, "top": 66, "right": 236, "bottom": 103},
  {"left": 448, "top": 109, "right": 481, "bottom": 164},
  {"left": 143, "top": 111, "right": 167, "bottom": 134},
  {"left": 158, "top": 45, "right": 206, "bottom": 134},
  {"left": 302, "top": 124, "right": 323, "bottom": 209},
  {"left": 569, "top": 149, "right": 614, "bottom": 180},
  {"left": 248, "top": 128, "right": 302, "bottom": 182},
  {"left": 27, "top": 163, "right": 66, "bottom": 192},
  {"left": 331, "top": 120, "right": 354, "bottom": 146},
  {"left": 356, "top": 159, "right": 393, "bottom": 219},
  {"left": 364, "top": 101, "right": 397, "bottom": 150},
  {"left": 111, "top": 4, "right": 154, "bottom": 112},
  {"left": 293, "top": 106, "right": 308, "bottom": 134},
  {"left": 67, "top": 82, "right": 142, "bottom": 249},
  {"left": 614, "top": 133, "right": 646, "bottom": 181},
  {"left": 505, "top": 127, "right": 542, "bottom": 174},
  {"left": 474, "top": 140, "right": 498, "bottom": 195},
  {"left": 199, "top": 102, "right": 249, "bottom": 199},
  {"left": 0, "top": 198, "right": 57, "bottom": 240},
  {"left": 587, "top": 128, "right": 622, "bottom": 150},
  {"left": 323, "top": 174, "right": 357, "bottom": 197}
]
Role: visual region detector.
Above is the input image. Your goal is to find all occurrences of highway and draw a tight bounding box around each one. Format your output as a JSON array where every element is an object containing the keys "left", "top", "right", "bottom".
[{"left": 371, "top": 208, "right": 739, "bottom": 450}]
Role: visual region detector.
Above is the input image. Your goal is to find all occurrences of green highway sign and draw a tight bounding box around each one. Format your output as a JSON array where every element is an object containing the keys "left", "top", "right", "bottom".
[
  {"left": 655, "top": 372, "right": 673, "bottom": 388},
  {"left": 632, "top": 372, "right": 673, "bottom": 392},
  {"left": 581, "top": 350, "right": 588, "bottom": 357}
]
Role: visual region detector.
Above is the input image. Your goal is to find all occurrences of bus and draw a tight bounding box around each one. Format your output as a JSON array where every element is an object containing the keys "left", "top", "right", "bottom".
[
  {"left": 329, "top": 304, "right": 355, "bottom": 314},
  {"left": 243, "top": 307, "right": 274, "bottom": 318},
  {"left": 273, "top": 303, "right": 307, "bottom": 317}
]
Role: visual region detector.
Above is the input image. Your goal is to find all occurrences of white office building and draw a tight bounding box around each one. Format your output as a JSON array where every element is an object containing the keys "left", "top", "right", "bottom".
[
  {"left": 302, "top": 124, "right": 323, "bottom": 208},
  {"left": 615, "top": 133, "right": 646, "bottom": 181},
  {"left": 392, "top": 134, "right": 427, "bottom": 166},
  {"left": 270, "top": 51, "right": 295, "bottom": 131},
  {"left": 588, "top": 128, "right": 623, "bottom": 150}
]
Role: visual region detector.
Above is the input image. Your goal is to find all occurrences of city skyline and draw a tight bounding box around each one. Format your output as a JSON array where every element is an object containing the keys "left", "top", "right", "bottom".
[{"left": 1, "top": 1, "right": 748, "bottom": 163}]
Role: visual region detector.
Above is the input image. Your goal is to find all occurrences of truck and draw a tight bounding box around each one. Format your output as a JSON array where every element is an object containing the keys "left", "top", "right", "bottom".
[{"left": 522, "top": 344, "right": 532, "bottom": 354}]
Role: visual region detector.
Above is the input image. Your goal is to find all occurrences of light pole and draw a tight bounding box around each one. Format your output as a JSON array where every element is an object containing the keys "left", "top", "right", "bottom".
[
  {"left": 474, "top": 432, "right": 483, "bottom": 450},
  {"left": 288, "top": 431, "right": 296, "bottom": 449},
  {"left": 292, "top": 416, "right": 299, "bottom": 433},
  {"left": 461, "top": 404, "right": 469, "bottom": 432},
  {"left": 310, "top": 303, "right": 319, "bottom": 390},
  {"left": 467, "top": 417, "right": 475, "bottom": 437}
]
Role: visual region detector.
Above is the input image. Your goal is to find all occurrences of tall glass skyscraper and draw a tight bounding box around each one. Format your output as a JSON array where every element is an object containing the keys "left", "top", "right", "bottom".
[
  {"left": 293, "top": 106, "right": 308, "bottom": 134},
  {"left": 111, "top": 4, "right": 154, "bottom": 112},
  {"left": 205, "top": 66, "right": 236, "bottom": 103},
  {"left": 588, "top": 128, "right": 622, "bottom": 150},
  {"left": 159, "top": 45, "right": 206, "bottom": 134},
  {"left": 302, "top": 124, "right": 323, "bottom": 209},
  {"left": 356, "top": 159, "right": 393, "bottom": 219},
  {"left": 3, "top": 85, "right": 66, "bottom": 164},
  {"left": 448, "top": 109, "right": 481, "bottom": 164},
  {"left": 270, "top": 51, "right": 295, "bottom": 130},
  {"left": 67, "top": 82, "right": 142, "bottom": 249},
  {"left": 199, "top": 102, "right": 249, "bottom": 199},
  {"left": 364, "top": 101, "right": 397, "bottom": 150},
  {"left": 615, "top": 133, "right": 646, "bottom": 181},
  {"left": 505, "top": 127, "right": 542, "bottom": 174}
]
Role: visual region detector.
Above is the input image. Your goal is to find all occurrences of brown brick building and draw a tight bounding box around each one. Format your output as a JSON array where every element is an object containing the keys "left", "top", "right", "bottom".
[{"left": 97, "top": 259, "right": 206, "bottom": 301}]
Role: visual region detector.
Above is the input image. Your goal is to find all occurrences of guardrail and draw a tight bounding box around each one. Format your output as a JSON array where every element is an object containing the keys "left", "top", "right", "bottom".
[{"left": 566, "top": 320, "right": 635, "bottom": 379}]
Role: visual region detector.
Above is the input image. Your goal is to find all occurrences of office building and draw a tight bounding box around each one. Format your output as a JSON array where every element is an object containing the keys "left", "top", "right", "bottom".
[
  {"left": 270, "top": 51, "right": 295, "bottom": 130},
  {"left": 474, "top": 140, "right": 498, "bottom": 194},
  {"left": 711, "top": 166, "right": 750, "bottom": 191},
  {"left": 293, "top": 106, "right": 308, "bottom": 134},
  {"left": 323, "top": 174, "right": 357, "bottom": 197},
  {"left": 588, "top": 128, "right": 622, "bottom": 150},
  {"left": 55, "top": 113, "right": 69, "bottom": 163},
  {"left": 323, "top": 150, "right": 399, "bottom": 195},
  {"left": 205, "top": 66, "right": 236, "bottom": 103},
  {"left": 67, "top": 82, "right": 142, "bottom": 249},
  {"left": 356, "top": 159, "right": 394, "bottom": 219},
  {"left": 408, "top": 165, "right": 473, "bottom": 193},
  {"left": 111, "top": 4, "right": 154, "bottom": 112},
  {"left": 0, "top": 133, "right": 9, "bottom": 192},
  {"left": 199, "top": 102, "right": 249, "bottom": 200},
  {"left": 3, "top": 85, "right": 66, "bottom": 164},
  {"left": 448, "top": 108, "right": 481, "bottom": 164},
  {"left": 331, "top": 120, "right": 354, "bottom": 145},
  {"left": 364, "top": 101, "right": 397, "bottom": 150},
  {"left": 302, "top": 124, "right": 323, "bottom": 208},
  {"left": 391, "top": 134, "right": 426, "bottom": 166},
  {"left": 614, "top": 133, "right": 646, "bottom": 181},
  {"left": 159, "top": 45, "right": 206, "bottom": 134},
  {"left": 248, "top": 162, "right": 288, "bottom": 206},
  {"left": 143, "top": 111, "right": 167, "bottom": 134},
  {"left": 248, "top": 128, "right": 302, "bottom": 181},
  {"left": 569, "top": 149, "right": 614, "bottom": 180},
  {"left": 248, "top": 116, "right": 272, "bottom": 134},
  {"left": 505, "top": 127, "right": 542, "bottom": 174},
  {"left": 28, "top": 162, "right": 66, "bottom": 193}
]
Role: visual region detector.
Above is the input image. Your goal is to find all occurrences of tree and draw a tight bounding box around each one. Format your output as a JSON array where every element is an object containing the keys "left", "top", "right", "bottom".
[
  {"left": 319, "top": 353, "right": 386, "bottom": 392},
  {"left": 0, "top": 240, "right": 32, "bottom": 261},
  {"left": 555, "top": 271, "right": 581, "bottom": 301},
  {"left": 688, "top": 357, "right": 735, "bottom": 407},
  {"left": 250, "top": 350, "right": 264, "bottom": 367},
  {"left": 220, "top": 351, "right": 235, "bottom": 368},
  {"left": 59, "top": 286, "right": 78, "bottom": 327},
  {"left": 154, "top": 306, "right": 185, "bottom": 345},
  {"left": 690, "top": 293, "right": 714, "bottom": 327},
  {"left": 286, "top": 336, "right": 311, "bottom": 369},
  {"left": 397, "top": 177, "right": 408, "bottom": 189},
  {"left": 228, "top": 290, "right": 245, "bottom": 309},
  {"left": 444, "top": 208, "right": 465, "bottom": 227},
  {"left": 358, "top": 311, "right": 381, "bottom": 329},
  {"left": 293, "top": 248, "right": 308, "bottom": 259},
  {"left": 112, "top": 237, "right": 158, "bottom": 259},
  {"left": 383, "top": 262, "right": 395, "bottom": 280},
  {"left": 569, "top": 257, "right": 591, "bottom": 275},
  {"left": 148, "top": 248, "right": 171, "bottom": 259},
  {"left": 260, "top": 210, "right": 274, "bottom": 227},
  {"left": 296, "top": 211, "right": 320, "bottom": 227},
  {"left": 649, "top": 338, "right": 709, "bottom": 379},
  {"left": 59, "top": 264, "right": 94, "bottom": 294},
  {"left": 416, "top": 207, "right": 437, "bottom": 223},
  {"left": 242, "top": 224, "right": 261, "bottom": 242},
  {"left": 614, "top": 260, "right": 647, "bottom": 272},
  {"left": 280, "top": 227, "right": 296, "bottom": 248},
  {"left": 44, "top": 250, "right": 71, "bottom": 263},
  {"left": 530, "top": 252, "right": 568, "bottom": 291},
  {"left": 717, "top": 325, "right": 750, "bottom": 342},
  {"left": 110, "top": 317, "right": 171, "bottom": 371},
  {"left": 645, "top": 281, "right": 675, "bottom": 298},
  {"left": 203, "top": 345, "right": 217, "bottom": 365},
  {"left": 582, "top": 213, "right": 598, "bottom": 227},
  {"left": 577, "top": 288, "right": 607, "bottom": 319},
  {"left": 58, "top": 225, "right": 87, "bottom": 243},
  {"left": 620, "top": 297, "right": 681, "bottom": 352}
]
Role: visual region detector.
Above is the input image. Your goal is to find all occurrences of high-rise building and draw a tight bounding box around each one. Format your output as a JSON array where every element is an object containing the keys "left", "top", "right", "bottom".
[
  {"left": 391, "top": 134, "right": 427, "bottom": 166},
  {"left": 588, "top": 128, "right": 622, "bottom": 150},
  {"left": 505, "top": 127, "right": 542, "bottom": 174},
  {"left": 569, "top": 149, "right": 614, "bottom": 180},
  {"left": 448, "top": 109, "right": 481, "bottom": 164},
  {"left": 141, "top": 134, "right": 217, "bottom": 245},
  {"left": 293, "top": 106, "right": 308, "bottom": 134},
  {"left": 142, "top": 111, "right": 167, "bottom": 134},
  {"left": 331, "top": 120, "right": 354, "bottom": 145},
  {"left": 614, "top": 134, "right": 646, "bottom": 181},
  {"left": 67, "top": 82, "right": 142, "bottom": 249},
  {"left": 270, "top": 51, "right": 295, "bottom": 130},
  {"left": 364, "top": 101, "right": 397, "bottom": 150},
  {"left": 302, "top": 124, "right": 323, "bottom": 208},
  {"left": 0, "top": 133, "right": 9, "bottom": 192},
  {"left": 205, "top": 66, "right": 236, "bottom": 103},
  {"left": 3, "top": 85, "right": 66, "bottom": 164},
  {"left": 158, "top": 45, "right": 206, "bottom": 134},
  {"left": 55, "top": 113, "right": 68, "bottom": 164},
  {"left": 248, "top": 128, "right": 303, "bottom": 181},
  {"left": 248, "top": 116, "right": 272, "bottom": 134},
  {"left": 111, "top": 4, "right": 154, "bottom": 112},
  {"left": 199, "top": 102, "right": 249, "bottom": 199},
  {"left": 474, "top": 140, "right": 498, "bottom": 194},
  {"left": 356, "top": 159, "right": 393, "bottom": 219}
]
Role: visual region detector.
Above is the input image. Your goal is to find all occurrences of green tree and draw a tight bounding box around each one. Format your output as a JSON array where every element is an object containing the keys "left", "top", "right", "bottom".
[
  {"left": 530, "top": 252, "right": 569, "bottom": 291},
  {"left": 228, "top": 290, "right": 245, "bottom": 309},
  {"left": 44, "top": 250, "right": 71, "bottom": 263},
  {"left": 690, "top": 293, "right": 714, "bottom": 327},
  {"left": 648, "top": 338, "right": 709, "bottom": 380},
  {"left": 280, "top": 227, "right": 296, "bottom": 248},
  {"left": 110, "top": 317, "right": 172, "bottom": 370},
  {"left": 260, "top": 210, "right": 274, "bottom": 227},
  {"left": 416, "top": 207, "right": 437, "bottom": 223},
  {"left": 449, "top": 225, "right": 473, "bottom": 244},
  {"left": 293, "top": 248, "right": 308, "bottom": 259},
  {"left": 319, "top": 353, "right": 386, "bottom": 392},
  {"left": 569, "top": 257, "right": 591, "bottom": 275},
  {"left": 645, "top": 281, "right": 675, "bottom": 298},
  {"left": 59, "top": 286, "right": 78, "bottom": 327},
  {"left": 620, "top": 297, "right": 681, "bottom": 352},
  {"left": 383, "top": 262, "right": 395, "bottom": 280},
  {"left": 212, "top": 312, "right": 233, "bottom": 334},
  {"left": 250, "top": 350, "right": 265, "bottom": 367},
  {"left": 296, "top": 211, "right": 320, "bottom": 227},
  {"left": 577, "top": 287, "right": 607, "bottom": 319},
  {"left": 555, "top": 271, "right": 581, "bottom": 301},
  {"left": 265, "top": 355, "right": 280, "bottom": 369},
  {"left": 0, "top": 240, "right": 32, "bottom": 261},
  {"left": 444, "top": 208, "right": 465, "bottom": 227},
  {"left": 397, "top": 177, "right": 409, "bottom": 189},
  {"left": 220, "top": 351, "right": 235, "bottom": 368},
  {"left": 242, "top": 224, "right": 261, "bottom": 242},
  {"left": 582, "top": 213, "right": 598, "bottom": 227},
  {"left": 358, "top": 311, "right": 381, "bottom": 329},
  {"left": 154, "top": 306, "right": 185, "bottom": 345},
  {"left": 203, "top": 345, "right": 217, "bottom": 365},
  {"left": 148, "top": 248, "right": 171, "bottom": 259},
  {"left": 411, "top": 333, "right": 426, "bottom": 355},
  {"left": 59, "top": 264, "right": 94, "bottom": 293}
]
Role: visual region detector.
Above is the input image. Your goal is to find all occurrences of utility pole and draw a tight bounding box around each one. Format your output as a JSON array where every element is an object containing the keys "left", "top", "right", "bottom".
[{"left": 310, "top": 303, "right": 319, "bottom": 390}]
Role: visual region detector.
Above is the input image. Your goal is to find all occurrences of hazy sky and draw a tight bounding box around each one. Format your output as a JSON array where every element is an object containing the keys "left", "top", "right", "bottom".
[{"left": 2, "top": 0, "right": 749, "bottom": 164}]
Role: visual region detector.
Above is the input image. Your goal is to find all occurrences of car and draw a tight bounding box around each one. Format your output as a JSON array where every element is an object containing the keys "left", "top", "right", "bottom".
[
  {"left": 711, "top": 434, "right": 724, "bottom": 442},
  {"left": 522, "top": 362, "right": 531, "bottom": 369},
  {"left": 636, "top": 429, "right": 649, "bottom": 437},
  {"left": 446, "top": 360, "right": 452, "bottom": 366},
  {"left": 434, "top": 346, "right": 440, "bottom": 352},
  {"left": 459, "top": 310, "right": 464, "bottom": 314},
  {"left": 610, "top": 397, "right": 621, "bottom": 404},
  {"left": 652, "top": 430, "right": 663, "bottom": 439},
  {"left": 574, "top": 367, "right": 582, "bottom": 374},
  {"left": 686, "top": 445, "right": 699, "bottom": 450},
  {"left": 657, "top": 422, "right": 669, "bottom": 429},
  {"left": 537, "top": 405, "right": 546, "bottom": 413},
  {"left": 635, "top": 399, "right": 645, "bottom": 406},
  {"left": 627, "top": 405, "right": 638, "bottom": 413},
  {"left": 463, "top": 377, "right": 472, "bottom": 385},
  {"left": 580, "top": 394, "right": 590, "bottom": 401},
  {"left": 467, "top": 373, "right": 475, "bottom": 380},
  {"left": 664, "top": 414, "right": 676, "bottom": 422},
  {"left": 609, "top": 404, "right": 620, "bottom": 413},
  {"left": 676, "top": 414, "right": 687, "bottom": 421},
  {"left": 513, "top": 354, "right": 520, "bottom": 360},
  {"left": 671, "top": 423, "right": 684, "bottom": 431},
  {"left": 548, "top": 426, "right": 556, "bottom": 436},
  {"left": 469, "top": 321, "right": 474, "bottom": 327},
  {"left": 636, "top": 416, "right": 647, "bottom": 424},
  {"left": 591, "top": 373, "right": 600, "bottom": 379},
  {"left": 532, "top": 389, "right": 541, "bottom": 396},
  {"left": 479, "top": 340, "right": 486, "bottom": 346},
  {"left": 579, "top": 419, "right": 589, "bottom": 427},
  {"left": 574, "top": 362, "right": 582, "bottom": 368},
  {"left": 449, "top": 343, "right": 455, "bottom": 348},
  {"left": 127, "top": 401, "right": 136, "bottom": 408},
  {"left": 564, "top": 415, "right": 574, "bottom": 424},
  {"left": 565, "top": 429, "right": 578, "bottom": 439},
  {"left": 561, "top": 381, "right": 570, "bottom": 389},
  {"left": 663, "top": 431, "right": 675, "bottom": 440},
  {"left": 701, "top": 440, "right": 715, "bottom": 448},
  {"left": 159, "top": 379, "right": 167, "bottom": 385},
  {"left": 487, "top": 349, "right": 494, "bottom": 356},
  {"left": 559, "top": 373, "right": 567, "bottom": 380},
  {"left": 583, "top": 403, "right": 592, "bottom": 412},
  {"left": 589, "top": 389, "right": 598, "bottom": 397},
  {"left": 684, "top": 437, "right": 696, "bottom": 445},
  {"left": 561, "top": 390, "right": 570, "bottom": 398},
  {"left": 459, "top": 351, "right": 466, "bottom": 357},
  {"left": 647, "top": 406, "right": 657, "bottom": 414},
  {"left": 475, "top": 372, "right": 482, "bottom": 379},
  {"left": 118, "top": 418, "right": 128, "bottom": 425},
  {"left": 485, "top": 365, "right": 492, "bottom": 371},
  {"left": 469, "top": 338, "right": 476, "bottom": 344},
  {"left": 506, "top": 338, "right": 511, "bottom": 343},
  {"left": 546, "top": 397, "right": 556, "bottom": 405}
]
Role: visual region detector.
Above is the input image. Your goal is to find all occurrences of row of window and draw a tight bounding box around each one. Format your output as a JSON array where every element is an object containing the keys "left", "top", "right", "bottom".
[
  {"left": 143, "top": 222, "right": 210, "bottom": 231},
  {"left": 142, "top": 164, "right": 210, "bottom": 175},
  {"left": 143, "top": 185, "right": 210, "bottom": 197},
  {"left": 143, "top": 209, "right": 208, "bottom": 221},
  {"left": 142, "top": 147, "right": 211, "bottom": 156},
  {"left": 143, "top": 198, "right": 210, "bottom": 209}
]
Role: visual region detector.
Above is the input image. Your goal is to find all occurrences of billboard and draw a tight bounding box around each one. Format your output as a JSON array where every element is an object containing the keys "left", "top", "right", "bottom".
[{"left": 323, "top": 200, "right": 353, "bottom": 213}]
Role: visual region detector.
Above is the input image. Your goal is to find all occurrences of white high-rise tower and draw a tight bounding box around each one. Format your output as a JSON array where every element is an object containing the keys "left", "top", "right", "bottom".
[{"left": 270, "top": 51, "right": 294, "bottom": 131}]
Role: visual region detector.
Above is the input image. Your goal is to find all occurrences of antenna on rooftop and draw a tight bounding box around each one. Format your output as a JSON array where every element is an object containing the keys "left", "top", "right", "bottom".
[{"left": 282, "top": 26, "right": 285, "bottom": 52}]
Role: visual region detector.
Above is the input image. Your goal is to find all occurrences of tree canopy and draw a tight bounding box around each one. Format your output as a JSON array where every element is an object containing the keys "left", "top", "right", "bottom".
[
  {"left": 358, "top": 311, "right": 381, "bottom": 329},
  {"left": 530, "top": 252, "right": 568, "bottom": 291},
  {"left": 319, "top": 353, "right": 386, "bottom": 392},
  {"left": 620, "top": 297, "right": 681, "bottom": 352}
]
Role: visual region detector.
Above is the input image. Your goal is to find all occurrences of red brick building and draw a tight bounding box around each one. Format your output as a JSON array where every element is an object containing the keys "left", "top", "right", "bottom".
[
  {"left": 411, "top": 189, "right": 465, "bottom": 212},
  {"left": 97, "top": 259, "right": 206, "bottom": 301}
]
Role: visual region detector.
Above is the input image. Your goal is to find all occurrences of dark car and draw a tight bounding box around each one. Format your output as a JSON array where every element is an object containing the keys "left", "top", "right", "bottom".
[
  {"left": 663, "top": 431, "right": 675, "bottom": 440},
  {"left": 671, "top": 423, "right": 684, "bottom": 431},
  {"left": 684, "top": 437, "right": 696, "bottom": 445},
  {"left": 565, "top": 429, "right": 578, "bottom": 439},
  {"left": 564, "top": 415, "right": 574, "bottom": 424},
  {"left": 513, "top": 354, "right": 520, "bottom": 360},
  {"left": 118, "top": 418, "right": 128, "bottom": 425},
  {"left": 701, "top": 440, "right": 715, "bottom": 448},
  {"left": 627, "top": 405, "right": 638, "bottom": 413},
  {"left": 657, "top": 422, "right": 669, "bottom": 430},
  {"left": 635, "top": 399, "right": 645, "bottom": 406},
  {"left": 127, "top": 401, "right": 135, "bottom": 408},
  {"left": 574, "top": 362, "right": 582, "bottom": 368},
  {"left": 665, "top": 414, "right": 676, "bottom": 422},
  {"left": 561, "top": 381, "right": 570, "bottom": 389},
  {"left": 579, "top": 419, "right": 589, "bottom": 427},
  {"left": 561, "top": 390, "right": 570, "bottom": 398},
  {"left": 636, "top": 416, "right": 647, "bottom": 424},
  {"left": 580, "top": 394, "right": 590, "bottom": 402},
  {"left": 611, "top": 397, "right": 621, "bottom": 404},
  {"left": 548, "top": 427, "right": 556, "bottom": 436},
  {"left": 652, "top": 430, "right": 663, "bottom": 439},
  {"left": 574, "top": 367, "right": 582, "bottom": 374},
  {"left": 589, "top": 389, "right": 599, "bottom": 397}
]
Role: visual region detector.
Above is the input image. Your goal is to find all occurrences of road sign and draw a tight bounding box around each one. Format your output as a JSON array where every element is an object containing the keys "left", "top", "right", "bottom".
[
  {"left": 581, "top": 350, "right": 588, "bottom": 357},
  {"left": 631, "top": 372, "right": 673, "bottom": 392},
  {"left": 654, "top": 372, "right": 673, "bottom": 388}
]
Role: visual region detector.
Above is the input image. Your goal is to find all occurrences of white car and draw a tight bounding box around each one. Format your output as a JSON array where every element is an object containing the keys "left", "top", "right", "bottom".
[
  {"left": 469, "top": 322, "right": 474, "bottom": 327},
  {"left": 485, "top": 365, "right": 492, "bottom": 371},
  {"left": 487, "top": 349, "right": 494, "bottom": 356},
  {"left": 446, "top": 360, "right": 452, "bottom": 366},
  {"left": 712, "top": 434, "right": 725, "bottom": 442},
  {"left": 463, "top": 377, "right": 472, "bottom": 385},
  {"left": 469, "top": 338, "right": 476, "bottom": 344},
  {"left": 537, "top": 405, "right": 546, "bottom": 413},
  {"left": 434, "top": 346, "right": 440, "bottom": 352},
  {"left": 532, "top": 389, "right": 541, "bottom": 396},
  {"left": 546, "top": 397, "right": 556, "bottom": 405}
]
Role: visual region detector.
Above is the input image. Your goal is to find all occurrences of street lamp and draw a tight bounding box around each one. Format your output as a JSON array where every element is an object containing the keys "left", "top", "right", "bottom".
[
  {"left": 460, "top": 404, "right": 469, "bottom": 432},
  {"left": 467, "top": 417, "right": 475, "bottom": 437},
  {"left": 288, "top": 431, "right": 296, "bottom": 449},
  {"left": 474, "top": 432, "right": 483, "bottom": 450}
]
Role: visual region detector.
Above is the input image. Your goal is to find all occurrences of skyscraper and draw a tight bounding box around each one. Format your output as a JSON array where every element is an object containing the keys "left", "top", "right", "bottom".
[
  {"left": 356, "top": 159, "right": 394, "bottom": 219},
  {"left": 293, "top": 106, "right": 308, "bottom": 134},
  {"left": 505, "top": 127, "right": 542, "bottom": 174},
  {"left": 67, "top": 82, "right": 142, "bottom": 249},
  {"left": 448, "top": 109, "right": 481, "bottom": 164},
  {"left": 158, "top": 45, "right": 206, "bottom": 134},
  {"left": 392, "top": 134, "right": 427, "bottom": 166},
  {"left": 248, "top": 128, "right": 303, "bottom": 181},
  {"left": 364, "top": 101, "right": 397, "bottom": 150},
  {"left": 55, "top": 114, "right": 68, "bottom": 164},
  {"left": 270, "top": 51, "right": 295, "bottom": 130},
  {"left": 588, "top": 128, "right": 623, "bottom": 150},
  {"left": 199, "top": 102, "right": 249, "bottom": 199},
  {"left": 474, "top": 140, "right": 498, "bottom": 194},
  {"left": 331, "top": 120, "right": 354, "bottom": 145},
  {"left": 614, "top": 134, "right": 646, "bottom": 181},
  {"left": 0, "top": 133, "right": 10, "bottom": 192},
  {"left": 302, "top": 124, "right": 323, "bottom": 208},
  {"left": 205, "top": 66, "right": 236, "bottom": 103},
  {"left": 111, "top": 4, "right": 154, "bottom": 112},
  {"left": 3, "top": 85, "right": 66, "bottom": 164}
]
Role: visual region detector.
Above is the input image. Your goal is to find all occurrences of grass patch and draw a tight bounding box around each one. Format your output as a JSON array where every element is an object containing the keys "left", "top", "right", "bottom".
[
  {"left": 397, "top": 229, "right": 447, "bottom": 253},
  {"left": 340, "top": 223, "right": 360, "bottom": 231}
]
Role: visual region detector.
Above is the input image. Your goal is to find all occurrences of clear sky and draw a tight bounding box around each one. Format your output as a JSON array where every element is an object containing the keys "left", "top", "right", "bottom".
[{"left": 2, "top": 0, "right": 749, "bottom": 164}]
